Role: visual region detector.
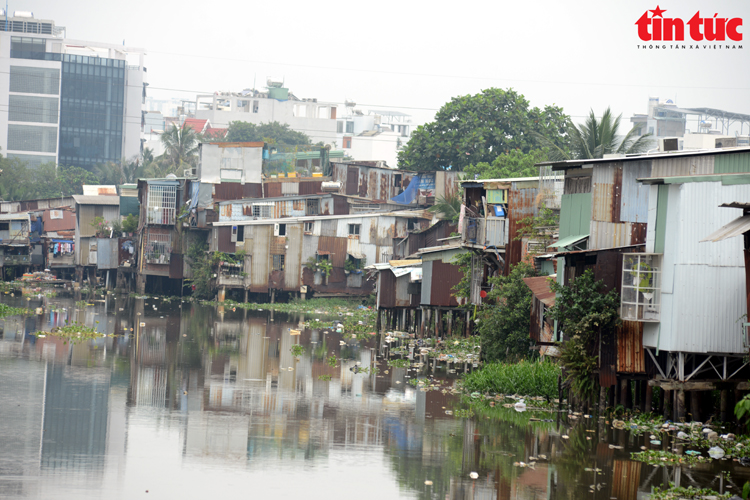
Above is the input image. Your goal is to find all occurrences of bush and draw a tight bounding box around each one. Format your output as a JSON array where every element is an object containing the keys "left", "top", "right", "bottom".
[{"left": 461, "top": 359, "right": 561, "bottom": 398}]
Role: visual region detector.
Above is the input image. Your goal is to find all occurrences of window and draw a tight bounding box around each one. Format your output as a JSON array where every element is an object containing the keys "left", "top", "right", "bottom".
[
  {"left": 306, "top": 199, "right": 320, "bottom": 216},
  {"left": 231, "top": 225, "right": 244, "bottom": 243},
  {"left": 621, "top": 253, "right": 662, "bottom": 322},
  {"left": 272, "top": 254, "right": 285, "bottom": 271},
  {"left": 304, "top": 222, "right": 314, "bottom": 233},
  {"left": 348, "top": 224, "right": 360, "bottom": 237},
  {"left": 0, "top": 222, "right": 9, "bottom": 230},
  {"left": 276, "top": 223, "right": 287, "bottom": 236},
  {"left": 252, "top": 203, "right": 272, "bottom": 219},
  {"left": 253, "top": 100, "right": 259, "bottom": 113},
  {"left": 147, "top": 184, "right": 177, "bottom": 225},
  {"left": 7, "top": 124, "right": 57, "bottom": 153},
  {"left": 343, "top": 136, "right": 352, "bottom": 149},
  {"left": 145, "top": 231, "right": 172, "bottom": 264},
  {"left": 345, "top": 121, "right": 354, "bottom": 133},
  {"left": 10, "top": 66, "right": 60, "bottom": 95},
  {"left": 9, "top": 95, "right": 59, "bottom": 123}
]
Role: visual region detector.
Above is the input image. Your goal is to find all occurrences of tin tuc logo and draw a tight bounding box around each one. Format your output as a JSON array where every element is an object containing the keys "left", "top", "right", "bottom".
[{"left": 636, "top": 5, "right": 743, "bottom": 42}]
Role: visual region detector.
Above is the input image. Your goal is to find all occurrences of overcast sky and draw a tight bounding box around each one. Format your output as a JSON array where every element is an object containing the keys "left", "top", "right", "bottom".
[{"left": 16, "top": 0, "right": 750, "bottom": 131}]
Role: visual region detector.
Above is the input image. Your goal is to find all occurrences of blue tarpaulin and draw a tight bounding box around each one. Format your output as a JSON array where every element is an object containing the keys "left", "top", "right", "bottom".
[{"left": 391, "top": 175, "right": 420, "bottom": 205}]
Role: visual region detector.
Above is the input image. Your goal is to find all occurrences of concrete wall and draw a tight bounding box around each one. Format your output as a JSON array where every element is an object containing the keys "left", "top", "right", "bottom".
[{"left": 199, "top": 143, "right": 263, "bottom": 184}]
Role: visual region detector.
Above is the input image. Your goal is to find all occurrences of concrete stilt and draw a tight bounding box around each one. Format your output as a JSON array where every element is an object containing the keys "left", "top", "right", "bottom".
[
  {"left": 645, "top": 384, "right": 653, "bottom": 413},
  {"left": 676, "top": 389, "right": 686, "bottom": 421}
]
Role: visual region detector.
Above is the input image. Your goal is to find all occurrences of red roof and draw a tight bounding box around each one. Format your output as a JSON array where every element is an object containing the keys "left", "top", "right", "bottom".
[
  {"left": 183, "top": 118, "right": 209, "bottom": 133},
  {"left": 522, "top": 276, "right": 556, "bottom": 307},
  {"left": 205, "top": 126, "right": 227, "bottom": 139}
]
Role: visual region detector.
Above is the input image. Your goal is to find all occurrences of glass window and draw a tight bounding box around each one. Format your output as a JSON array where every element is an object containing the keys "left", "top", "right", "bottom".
[
  {"left": 272, "top": 254, "right": 285, "bottom": 271},
  {"left": 621, "top": 253, "right": 662, "bottom": 322},
  {"left": 10, "top": 66, "right": 60, "bottom": 95},
  {"left": 8, "top": 124, "right": 57, "bottom": 153},
  {"left": 348, "top": 224, "right": 360, "bottom": 236},
  {"left": 9, "top": 95, "right": 59, "bottom": 124}
]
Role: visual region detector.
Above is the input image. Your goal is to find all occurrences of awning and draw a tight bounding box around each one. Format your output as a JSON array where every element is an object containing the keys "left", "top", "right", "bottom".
[
  {"left": 522, "top": 276, "right": 556, "bottom": 307},
  {"left": 548, "top": 234, "right": 589, "bottom": 249},
  {"left": 347, "top": 251, "right": 365, "bottom": 260},
  {"left": 317, "top": 250, "right": 331, "bottom": 255},
  {"left": 392, "top": 267, "right": 418, "bottom": 278},
  {"left": 388, "top": 259, "right": 421, "bottom": 268},
  {"left": 701, "top": 214, "right": 750, "bottom": 242}
]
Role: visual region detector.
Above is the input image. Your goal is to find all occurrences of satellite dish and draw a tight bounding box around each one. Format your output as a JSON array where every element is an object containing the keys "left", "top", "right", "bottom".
[{"left": 166, "top": 173, "right": 177, "bottom": 179}]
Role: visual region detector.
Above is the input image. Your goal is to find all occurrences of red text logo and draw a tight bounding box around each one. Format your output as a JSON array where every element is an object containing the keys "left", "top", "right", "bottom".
[{"left": 636, "top": 6, "right": 742, "bottom": 41}]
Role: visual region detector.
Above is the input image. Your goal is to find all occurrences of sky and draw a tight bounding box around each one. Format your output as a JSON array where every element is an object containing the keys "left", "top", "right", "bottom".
[{"left": 15, "top": 0, "right": 750, "bottom": 131}]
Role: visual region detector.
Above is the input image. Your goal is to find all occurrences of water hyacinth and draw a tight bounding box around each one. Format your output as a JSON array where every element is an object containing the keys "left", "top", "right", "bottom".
[{"left": 460, "top": 360, "right": 561, "bottom": 399}]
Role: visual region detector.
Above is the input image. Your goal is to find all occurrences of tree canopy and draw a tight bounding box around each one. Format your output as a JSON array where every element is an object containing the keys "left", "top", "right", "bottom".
[
  {"left": 397, "top": 88, "right": 570, "bottom": 172},
  {"left": 159, "top": 123, "right": 202, "bottom": 173},
  {"left": 0, "top": 159, "right": 100, "bottom": 201},
  {"left": 464, "top": 149, "right": 549, "bottom": 180},
  {"left": 225, "top": 121, "right": 311, "bottom": 146}
]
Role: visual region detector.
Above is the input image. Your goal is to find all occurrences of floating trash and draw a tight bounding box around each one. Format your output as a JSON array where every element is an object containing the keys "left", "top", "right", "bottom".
[
  {"left": 685, "top": 450, "right": 701, "bottom": 456},
  {"left": 424, "top": 480, "right": 433, "bottom": 486},
  {"left": 677, "top": 431, "right": 689, "bottom": 439},
  {"left": 650, "top": 440, "right": 661, "bottom": 445},
  {"left": 708, "top": 447, "right": 725, "bottom": 459},
  {"left": 469, "top": 472, "right": 478, "bottom": 479}
]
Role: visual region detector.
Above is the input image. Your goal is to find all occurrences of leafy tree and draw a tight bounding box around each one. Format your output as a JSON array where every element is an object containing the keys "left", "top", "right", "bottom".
[
  {"left": 186, "top": 235, "right": 214, "bottom": 299},
  {"left": 428, "top": 192, "right": 462, "bottom": 223},
  {"left": 546, "top": 107, "right": 653, "bottom": 160},
  {"left": 159, "top": 123, "right": 202, "bottom": 173},
  {"left": 464, "top": 149, "right": 549, "bottom": 180},
  {"left": 478, "top": 262, "right": 539, "bottom": 362},
  {"left": 225, "top": 121, "right": 311, "bottom": 146},
  {"left": 514, "top": 205, "right": 560, "bottom": 256},
  {"left": 397, "top": 88, "right": 570, "bottom": 171},
  {"left": 549, "top": 270, "right": 621, "bottom": 406}
]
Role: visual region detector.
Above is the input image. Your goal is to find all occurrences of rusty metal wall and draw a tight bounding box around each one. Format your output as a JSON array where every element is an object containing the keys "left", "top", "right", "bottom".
[
  {"left": 317, "top": 236, "right": 347, "bottom": 268},
  {"left": 298, "top": 180, "right": 323, "bottom": 195},
  {"left": 612, "top": 460, "right": 641, "bottom": 500},
  {"left": 284, "top": 223, "right": 302, "bottom": 290},
  {"left": 428, "top": 260, "right": 462, "bottom": 307},
  {"left": 589, "top": 221, "right": 633, "bottom": 250},
  {"left": 169, "top": 253, "right": 184, "bottom": 279},
  {"left": 650, "top": 155, "right": 714, "bottom": 177},
  {"left": 332, "top": 195, "right": 349, "bottom": 215},
  {"left": 379, "top": 269, "right": 398, "bottom": 308},
  {"left": 505, "top": 185, "right": 538, "bottom": 274},
  {"left": 217, "top": 226, "right": 236, "bottom": 253},
  {"left": 592, "top": 163, "right": 618, "bottom": 223},
  {"left": 42, "top": 209, "right": 75, "bottom": 232},
  {"left": 620, "top": 161, "right": 651, "bottom": 223},
  {"left": 321, "top": 198, "right": 334, "bottom": 216},
  {"left": 346, "top": 166, "right": 358, "bottom": 195},
  {"left": 301, "top": 234, "right": 319, "bottom": 270},
  {"left": 96, "top": 238, "right": 118, "bottom": 269},
  {"left": 213, "top": 182, "right": 262, "bottom": 201},
  {"left": 320, "top": 219, "right": 337, "bottom": 237},
  {"left": 77, "top": 205, "right": 97, "bottom": 237},
  {"left": 264, "top": 183, "right": 282, "bottom": 198},
  {"left": 616, "top": 321, "right": 645, "bottom": 373},
  {"left": 630, "top": 222, "right": 647, "bottom": 245},
  {"left": 250, "top": 225, "right": 271, "bottom": 292}
]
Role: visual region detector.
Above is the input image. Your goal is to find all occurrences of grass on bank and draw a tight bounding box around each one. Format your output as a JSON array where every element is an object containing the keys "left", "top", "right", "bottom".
[{"left": 461, "top": 359, "right": 561, "bottom": 399}]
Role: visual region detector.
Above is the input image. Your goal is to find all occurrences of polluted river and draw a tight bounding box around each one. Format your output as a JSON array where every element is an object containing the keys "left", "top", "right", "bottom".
[{"left": 1, "top": 290, "right": 750, "bottom": 500}]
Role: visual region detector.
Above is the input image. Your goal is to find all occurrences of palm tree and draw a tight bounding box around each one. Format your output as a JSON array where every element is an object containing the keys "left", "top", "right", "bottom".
[
  {"left": 159, "top": 123, "right": 202, "bottom": 174},
  {"left": 428, "top": 193, "right": 462, "bottom": 223},
  {"left": 541, "top": 107, "right": 653, "bottom": 161}
]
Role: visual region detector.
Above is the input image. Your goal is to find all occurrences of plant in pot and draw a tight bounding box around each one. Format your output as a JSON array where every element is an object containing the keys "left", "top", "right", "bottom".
[{"left": 344, "top": 259, "right": 357, "bottom": 275}]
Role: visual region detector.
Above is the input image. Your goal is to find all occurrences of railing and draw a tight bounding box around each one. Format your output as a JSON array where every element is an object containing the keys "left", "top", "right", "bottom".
[
  {"left": 462, "top": 217, "right": 507, "bottom": 248},
  {"left": 4, "top": 255, "right": 30, "bottom": 265}
]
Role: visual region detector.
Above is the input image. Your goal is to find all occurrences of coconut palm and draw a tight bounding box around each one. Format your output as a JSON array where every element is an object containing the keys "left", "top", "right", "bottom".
[
  {"left": 428, "top": 193, "right": 462, "bottom": 223},
  {"left": 571, "top": 107, "right": 653, "bottom": 159},
  {"left": 159, "top": 123, "right": 202, "bottom": 174},
  {"left": 541, "top": 107, "right": 653, "bottom": 161}
]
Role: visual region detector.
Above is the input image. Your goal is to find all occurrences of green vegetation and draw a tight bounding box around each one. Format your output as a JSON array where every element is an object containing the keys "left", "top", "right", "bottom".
[
  {"left": 397, "top": 88, "right": 570, "bottom": 171},
  {"left": 157, "top": 123, "right": 201, "bottom": 174},
  {"left": 122, "top": 214, "right": 138, "bottom": 233},
  {"left": 460, "top": 360, "right": 560, "bottom": 398},
  {"left": 186, "top": 235, "right": 214, "bottom": 299},
  {"left": 226, "top": 121, "right": 311, "bottom": 146},
  {"left": 387, "top": 358, "right": 411, "bottom": 368},
  {"left": 550, "top": 270, "right": 620, "bottom": 405},
  {"left": 290, "top": 344, "right": 305, "bottom": 357},
  {"left": 649, "top": 484, "right": 728, "bottom": 500},
  {"left": 0, "top": 303, "right": 30, "bottom": 318},
  {"left": 0, "top": 160, "right": 100, "bottom": 201},
  {"left": 318, "top": 375, "right": 332, "bottom": 381},
  {"left": 34, "top": 322, "right": 108, "bottom": 345},
  {"left": 427, "top": 193, "right": 462, "bottom": 223},
  {"left": 464, "top": 149, "right": 549, "bottom": 180},
  {"left": 450, "top": 252, "right": 473, "bottom": 303},
  {"left": 478, "top": 262, "right": 540, "bottom": 362}
]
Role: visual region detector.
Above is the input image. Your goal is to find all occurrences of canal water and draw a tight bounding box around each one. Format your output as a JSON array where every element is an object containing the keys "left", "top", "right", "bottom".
[{"left": 1, "top": 291, "right": 749, "bottom": 499}]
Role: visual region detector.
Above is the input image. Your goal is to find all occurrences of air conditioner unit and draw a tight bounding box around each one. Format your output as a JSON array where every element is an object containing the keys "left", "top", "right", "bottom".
[{"left": 184, "top": 167, "right": 197, "bottom": 177}]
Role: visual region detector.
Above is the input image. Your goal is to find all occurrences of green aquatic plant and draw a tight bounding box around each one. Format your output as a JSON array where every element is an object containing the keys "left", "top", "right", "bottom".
[
  {"left": 34, "top": 322, "right": 108, "bottom": 345},
  {"left": 0, "top": 303, "right": 31, "bottom": 318},
  {"left": 460, "top": 360, "right": 560, "bottom": 398},
  {"left": 290, "top": 344, "right": 304, "bottom": 357},
  {"left": 650, "top": 483, "right": 729, "bottom": 500},
  {"left": 317, "top": 375, "right": 332, "bottom": 381}
]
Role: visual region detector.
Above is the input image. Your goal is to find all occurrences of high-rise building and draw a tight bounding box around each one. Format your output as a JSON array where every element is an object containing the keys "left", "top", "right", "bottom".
[{"left": 0, "top": 12, "right": 146, "bottom": 169}]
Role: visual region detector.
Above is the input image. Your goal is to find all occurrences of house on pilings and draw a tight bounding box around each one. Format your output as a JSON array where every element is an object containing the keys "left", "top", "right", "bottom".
[{"left": 539, "top": 147, "right": 750, "bottom": 420}]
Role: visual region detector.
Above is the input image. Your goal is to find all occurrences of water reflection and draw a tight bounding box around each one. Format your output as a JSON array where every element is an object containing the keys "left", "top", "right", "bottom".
[{"left": 2, "top": 293, "right": 750, "bottom": 499}]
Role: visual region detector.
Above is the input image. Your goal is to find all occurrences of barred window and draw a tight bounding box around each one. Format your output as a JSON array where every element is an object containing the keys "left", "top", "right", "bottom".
[
  {"left": 10, "top": 66, "right": 60, "bottom": 95},
  {"left": 272, "top": 254, "right": 285, "bottom": 271},
  {"left": 9, "top": 95, "right": 59, "bottom": 123},
  {"left": 252, "top": 204, "right": 272, "bottom": 219},
  {"left": 145, "top": 232, "right": 172, "bottom": 264},
  {"left": 146, "top": 184, "right": 177, "bottom": 225},
  {"left": 7, "top": 124, "right": 57, "bottom": 153}
]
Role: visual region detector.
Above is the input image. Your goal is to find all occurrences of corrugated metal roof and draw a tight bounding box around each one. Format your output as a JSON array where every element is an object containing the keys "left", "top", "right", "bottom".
[
  {"left": 211, "top": 210, "right": 430, "bottom": 226},
  {"left": 548, "top": 234, "right": 588, "bottom": 248},
  {"left": 522, "top": 276, "right": 555, "bottom": 307},
  {"left": 82, "top": 185, "right": 117, "bottom": 196},
  {"left": 700, "top": 214, "right": 750, "bottom": 242},
  {"left": 541, "top": 146, "right": 750, "bottom": 170},
  {"left": 650, "top": 155, "right": 713, "bottom": 178},
  {"left": 72, "top": 195, "right": 119, "bottom": 205},
  {"left": 389, "top": 259, "right": 421, "bottom": 267}
]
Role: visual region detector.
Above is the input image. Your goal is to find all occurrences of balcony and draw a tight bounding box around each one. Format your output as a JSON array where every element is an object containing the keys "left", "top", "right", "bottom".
[
  {"left": 4, "top": 254, "right": 31, "bottom": 266},
  {"left": 461, "top": 217, "right": 508, "bottom": 249}
]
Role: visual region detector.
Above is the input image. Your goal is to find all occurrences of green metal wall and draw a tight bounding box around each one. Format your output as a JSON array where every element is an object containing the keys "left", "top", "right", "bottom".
[
  {"left": 654, "top": 185, "right": 669, "bottom": 253},
  {"left": 559, "top": 193, "right": 591, "bottom": 239},
  {"left": 714, "top": 152, "right": 750, "bottom": 174}
]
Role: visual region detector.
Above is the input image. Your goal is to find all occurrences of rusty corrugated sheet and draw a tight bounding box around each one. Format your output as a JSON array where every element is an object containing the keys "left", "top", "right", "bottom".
[
  {"left": 250, "top": 225, "right": 270, "bottom": 292},
  {"left": 264, "top": 183, "right": 282, "bottom": 198},
  {"left": 77, "top": 205, "right": 97, "bottom": 237},
  {"left": 298, "top": 180, "right": 322, "bottom": 195},
  {"left": 284, "top": 224, "right": 302, "bottom": 290},
  {"left": 332, "top": 195, "right": 349, "bottom": 215},
  {"left": 42, "top": 209, "right": 75, "bottom": 232},
  {"left": 360, "top": 170, "right": 370, "bottom": 198},
  {"left": 630, "top": 222, "right": 647, "bottom": 245},
  {"left": 346, "top": 166, "right": 358, "bottom": 195},
  {"left": 379, "top": 269, "right": 397, "bottom": 308},
  {"left": 217, "top": 226, "right": 236, "bottom": 253},
  {"left": 429, "top": 260, "right": 462, "bottom": 307},
  {"left": 617, "top": 321, "right": 645, "bottom": 373},
  {"left": 590, "top": 221, "right": 633, "bottom": 250},
  {"left": 522, "top": 276, "right": 555, "bottom": 306},
  {"left": 592, "top": 163, "right": 617, "bottom": 223},
  {"left": 317, "top": 236, "right": 347, "bottom": 268},
  {"left": 220, "top": 204, "right": 232, "bottom": 218},
  {"left": 505, "top": 186, "right": 537, "bottom": 274}
]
